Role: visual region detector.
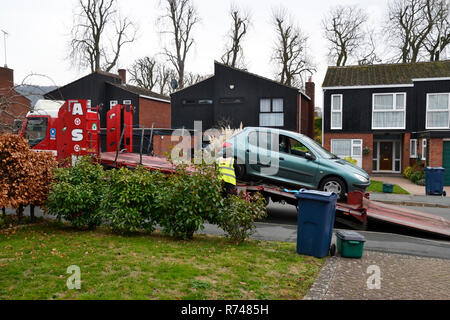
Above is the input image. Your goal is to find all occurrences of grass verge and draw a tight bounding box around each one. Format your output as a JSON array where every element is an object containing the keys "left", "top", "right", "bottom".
[
  {"left": 0, "top": 222, "right": 324, "bottom": 300},
  {"left": 368, "top": 180, "right": 410, "bottom": 194}
]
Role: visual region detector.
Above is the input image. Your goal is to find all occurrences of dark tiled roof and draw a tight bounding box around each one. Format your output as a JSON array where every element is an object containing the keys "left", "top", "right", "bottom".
[
  {"left": 107, "top": 82, "right": 170, "bottom": 101},
  {"left": 322, "top": 60, "right": 450, "bottom": 87}
]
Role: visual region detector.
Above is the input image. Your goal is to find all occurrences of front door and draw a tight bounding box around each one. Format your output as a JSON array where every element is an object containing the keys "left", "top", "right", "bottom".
[{"left": 379, "top": 142, "right": 393, "bottom": 171}]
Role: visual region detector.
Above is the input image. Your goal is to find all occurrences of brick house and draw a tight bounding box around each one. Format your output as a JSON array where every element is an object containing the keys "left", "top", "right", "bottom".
[
  {"left": 0, "top": 67, "right": 31, "bottom": 133},
  {"left": 45, "top": 69, "right": 171, "bottom": 129},
  {"left": 171, "top": 61, "right": 316, "bottom": 138},
  {"left": 322, "top": 60, "right": 450, "bottom": 185}
]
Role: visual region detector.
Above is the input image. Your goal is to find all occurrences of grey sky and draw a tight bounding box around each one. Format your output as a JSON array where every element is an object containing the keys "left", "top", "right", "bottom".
[{"left": 1, "top": 0, "right": 399, "bottom": 110}]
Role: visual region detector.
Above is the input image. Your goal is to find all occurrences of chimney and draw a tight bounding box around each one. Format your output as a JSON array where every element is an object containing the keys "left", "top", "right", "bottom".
[
  {"left": 305, "top": 76, "right": 315, "bottom": 139},
  {"left": 0, "top": 66, "right": 14, "bottom": 88},
  {"left": 118, "top": 69, "right": 126, "bottom": 84}
]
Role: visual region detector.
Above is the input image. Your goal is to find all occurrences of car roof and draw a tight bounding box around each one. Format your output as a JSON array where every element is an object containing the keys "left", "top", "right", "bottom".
[{"left": 243, "top": 127, "right": 307, "bottom": 139}]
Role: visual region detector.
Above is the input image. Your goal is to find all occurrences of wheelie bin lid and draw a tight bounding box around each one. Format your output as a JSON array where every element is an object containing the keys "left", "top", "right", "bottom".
[
  {"left": 425, "top": 167, "right": 445, "bottom": 171},
  {"left": 295, "top": 189, "right": 338, "bottom": 202},
  {"left": 335, "top": 230, "right": 366, "bottom": 242}
]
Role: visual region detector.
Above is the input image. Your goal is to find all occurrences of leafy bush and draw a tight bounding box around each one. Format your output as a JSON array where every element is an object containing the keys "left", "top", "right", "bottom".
[
  {"left": 416, "top": 178, "right": 426, "bottom": 186},
  {"left": 403, "top": 166, "right": 414, "bottom": 179},
  {"left": 0, "top": 134, "right": 56, "bottom": 218},
  {"left": 46, "top": 157, "right": 105, "bottom": 229},
  {"left": 218, "top": 192, "right": 267, "bottom": 244},
  {"left": 156, "top": 163, "right": 224, "bottom": 239},
  {"left": 410, "top": 171, "right": 424, "bottom": 184},
  {"left": 100, "top": 167, "right": 166, "bottom": 234}
]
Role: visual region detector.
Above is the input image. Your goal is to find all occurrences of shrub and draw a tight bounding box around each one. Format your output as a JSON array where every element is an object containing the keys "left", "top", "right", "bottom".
[
  {"left": 100, "top": 167, "right": 166, "bottom": 234},
  {"left": 218, "top": 192, "right": 267, "bottom": 244},
  {"left": 416, "top": 178, "right": 426, "bottom": 186},
  {"left": 0, "top": 134, "right": 56, "bottom": 218},
  {"left": 410, "top": 171, "right": 424, "bottom": 184},
  {"left": 156, "top": 163, "right": 224, "bottom": 239},
  {"left": 46, "top": 157, "right": 105, "bottom": 229},
  {"left": 403, "top": 166, "right": 414, "bottom": 179}
]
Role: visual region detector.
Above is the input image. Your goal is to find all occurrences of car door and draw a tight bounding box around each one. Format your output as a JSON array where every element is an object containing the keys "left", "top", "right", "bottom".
[
  {"left": 246, "top": 130, "right": 278, "bottom": 176},
  {"left": 276, "top": 135, "right": 319, "bottom": 187}
]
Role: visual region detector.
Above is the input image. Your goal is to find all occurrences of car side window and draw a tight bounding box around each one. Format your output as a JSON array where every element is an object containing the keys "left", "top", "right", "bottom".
[
  {"left": 249, "top": 131, "right": 272, "bottom": 150},
  {"left": 279, "top": 135, "right": 311, "bottom": 157}
]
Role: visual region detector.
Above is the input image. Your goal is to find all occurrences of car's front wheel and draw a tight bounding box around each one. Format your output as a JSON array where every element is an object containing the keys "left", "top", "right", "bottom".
[{"left": 319, "top": 176, "right": 346, "bottom": 200}]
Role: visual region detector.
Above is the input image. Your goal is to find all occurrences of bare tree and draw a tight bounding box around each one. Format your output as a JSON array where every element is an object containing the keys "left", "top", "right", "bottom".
[
  {"left": 221, "top": 5, "right": 251, "bottom": 69},
  {"left": 271, "top": 7, "right": 315, "bottom": 88},
  {"left": 424, "top": 0, "right": 450, "bottom": 61},
  {"left": 157, "top": 64, "right": 177, "bottom": 95},
  {"left": 158, "top": 0, "right": 200, "bottom": 89},
  {"left": 128, "top": 57, "right": 159, "bottom": 91},
  {"left": 322, "top": 5, "right": 368, "bottom": 67},
  {"left": 69, "top": 0, "right": 137, "bottom": 72},
  {"left": 184, "top": 72, "right": 208, "bottom": 87},
  {"left": 357, "top": 29, "right": 383, "bottom": 65},
  {"left": 386, "top": 0, "right": 449, "bottom": 63}
]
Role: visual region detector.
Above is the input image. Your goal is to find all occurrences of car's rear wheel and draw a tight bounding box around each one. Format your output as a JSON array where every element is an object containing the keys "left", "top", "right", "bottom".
[
  {"left": 319, "top": 176, "right": 346, "bottom": 200},
  {"left": 234, "top": 159, "right": 247, "bottom": 181}
]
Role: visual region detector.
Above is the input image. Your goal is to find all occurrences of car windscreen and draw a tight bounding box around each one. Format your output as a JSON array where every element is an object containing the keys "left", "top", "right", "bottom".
[
  {"left": 24, "top": 117, "right": 48, "bottom": 147},
  {"left": 299, "top": 135, "right": 339, "bottom": 159}
]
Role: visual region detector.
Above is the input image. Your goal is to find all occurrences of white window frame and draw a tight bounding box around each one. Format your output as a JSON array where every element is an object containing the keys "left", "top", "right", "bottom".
[
  {"left": 422, "top": 139, "right": 427, "bottom": 160},
  {"left": 409, "top": 139, "right": 417, "bottom": 158},
  {"left": 110, "top": 100, "right": 118, "bottom": 109},
  {"left": 425, "top": 93, "right": 450, "bottom": 129},
  {"left": 330, "top": 94, "right": 342, "bottom": 130},
  {"left": 259, "top": 98, "right": 284, "bottom": 127},
  {"left": 331, "top": 139, "right": 363, "bottom": 167},
  {"left": 123, "top": 99, "right": 132, "bottom": 105},
  {"left": 372, "top": 92, "right": 406, "bottom": 130}
]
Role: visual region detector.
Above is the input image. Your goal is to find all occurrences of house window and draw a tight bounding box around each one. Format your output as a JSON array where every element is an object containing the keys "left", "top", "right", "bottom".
[
  {"left": 220, "top": 97, "right": 244, "bottom": 104},
  {"left": 259, "top": 98, "right": 284, "bottom": 127},
  {"left": 410, "top": 139, "right": 417, "bottom": 158},
  {"left": 123, "top": 100, "right": 132, "bottom": 105},
  {"left": 422, "top": 139, "right": 427, "bottom": 160},
  {"left": 110, "top": 100, "right": 118, "bottom": 109},
  {"left": 182, "top": 99, "right": 197, "bottom": 105},
  {"left": 426, "top": 93, "right": 450, "bottom": 129},
  {"left": 330, "top": 94, "right": 342, "bottom": 129},
  {"left": 331, "top": 139, "right": 363, "bottom": 167},
  {"left": 372, "top": 93, "right": 406, "bottom": 129},
  {"left": 198, "top": 99, "right": 213, "bottom": 104}
]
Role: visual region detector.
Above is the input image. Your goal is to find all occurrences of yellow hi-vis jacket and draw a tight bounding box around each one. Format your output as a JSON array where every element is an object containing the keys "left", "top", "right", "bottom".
[{"left": 216, "top": 157, "right": 236, "bottom": 186}]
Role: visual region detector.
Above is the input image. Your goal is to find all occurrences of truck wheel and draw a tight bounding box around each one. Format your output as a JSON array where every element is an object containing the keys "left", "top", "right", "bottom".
[{"left": 320, "top": 177, "right": 346, "bottom": 200}]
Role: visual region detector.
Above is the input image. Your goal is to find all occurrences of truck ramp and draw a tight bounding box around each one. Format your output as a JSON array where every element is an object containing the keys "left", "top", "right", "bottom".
[{"left": 364, "top": 198, "right": 450, "bottom": 238}]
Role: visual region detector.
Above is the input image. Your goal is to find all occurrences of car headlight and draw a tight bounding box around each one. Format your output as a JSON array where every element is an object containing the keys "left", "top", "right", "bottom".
[{"left": 353, "top": 173, "right": 369, "bottom": 183}]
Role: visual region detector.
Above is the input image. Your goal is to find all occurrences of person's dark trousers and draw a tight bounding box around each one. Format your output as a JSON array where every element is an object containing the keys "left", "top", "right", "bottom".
[{"left": 222, "top": 182, "right": 236, "bottom": 197}]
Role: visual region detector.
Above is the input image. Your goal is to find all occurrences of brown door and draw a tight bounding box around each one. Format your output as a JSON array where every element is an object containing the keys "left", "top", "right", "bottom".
[{"left": 379, "top": 142, "right": 393, "bottom": 171}]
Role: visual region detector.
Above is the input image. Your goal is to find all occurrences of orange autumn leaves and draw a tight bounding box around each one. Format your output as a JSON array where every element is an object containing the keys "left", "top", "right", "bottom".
[{"left": 0, "top": 134, "right": 57, "bottom": 210}]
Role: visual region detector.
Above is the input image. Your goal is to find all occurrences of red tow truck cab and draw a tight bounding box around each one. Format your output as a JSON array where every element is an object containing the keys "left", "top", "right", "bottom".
[{"left": 21, "top": 99, "right": 101, "bottom": 162}]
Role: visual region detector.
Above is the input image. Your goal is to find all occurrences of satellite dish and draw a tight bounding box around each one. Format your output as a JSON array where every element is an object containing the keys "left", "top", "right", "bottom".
[{"left": 170, "top": 79, "right": 178, "bottom": 90}]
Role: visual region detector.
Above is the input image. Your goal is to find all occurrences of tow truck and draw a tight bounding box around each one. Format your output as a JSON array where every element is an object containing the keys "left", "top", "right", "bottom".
[{"left": 20, "top": 99, "right": 450, "bottom": 238}]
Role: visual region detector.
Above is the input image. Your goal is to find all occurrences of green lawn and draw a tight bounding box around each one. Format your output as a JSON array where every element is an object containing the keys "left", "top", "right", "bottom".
[
  {"left": 367, "top": 180, "right": 410, "bottom": 194},
  {"left": 0, "top": 222, "right": 324, "bottom": 300}
]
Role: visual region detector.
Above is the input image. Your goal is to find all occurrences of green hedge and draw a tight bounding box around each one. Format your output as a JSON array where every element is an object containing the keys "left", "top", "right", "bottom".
[{"left": 46, "top": 157, "right": 267, "bottom": 243}]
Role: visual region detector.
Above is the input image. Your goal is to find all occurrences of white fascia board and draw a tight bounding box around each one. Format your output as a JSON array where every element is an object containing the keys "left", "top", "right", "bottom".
[
  {"left": 412, "top": 77, "right": 450, "bottom": 82},
  {"left": 322, "top": 84, "right": 414, "bottom": 90},
  {"left": 139, "top": 94, "right": 171, "bottom": 103}
]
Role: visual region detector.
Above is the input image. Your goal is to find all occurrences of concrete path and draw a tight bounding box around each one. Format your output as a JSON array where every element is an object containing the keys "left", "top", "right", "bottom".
[
  {"left": 369, "top": 192, "right": 450, "bottom": 208},
  {"left": 370, "top": 175, "right": 450, "bottom": 195}
]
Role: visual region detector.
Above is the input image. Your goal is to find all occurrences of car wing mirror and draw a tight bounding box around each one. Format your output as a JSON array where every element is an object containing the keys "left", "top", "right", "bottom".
[{"left": 305, "top": 152, "right": 316, "bottom": 161}]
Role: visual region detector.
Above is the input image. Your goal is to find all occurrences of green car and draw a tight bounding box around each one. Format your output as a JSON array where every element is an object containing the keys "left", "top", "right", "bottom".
[{"left": 224, "top": 127, "right": 370, "bottom": 200}]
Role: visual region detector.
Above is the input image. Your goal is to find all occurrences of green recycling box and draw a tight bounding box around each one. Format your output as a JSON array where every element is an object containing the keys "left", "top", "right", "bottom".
[
  {"left": 335, "top": 230, "right": 366, "bottom": 258},
  {"left": 382, "top": 183, "right": 394, "bottom": 193}
]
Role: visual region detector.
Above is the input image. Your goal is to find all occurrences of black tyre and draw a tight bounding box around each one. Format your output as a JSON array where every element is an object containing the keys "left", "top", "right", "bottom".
[
  {"left": 234, "top": 159, "right": 247, "bottom": 180},
  {"left": 319, "top": 176, "right": 347, "bottom": 200}
]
